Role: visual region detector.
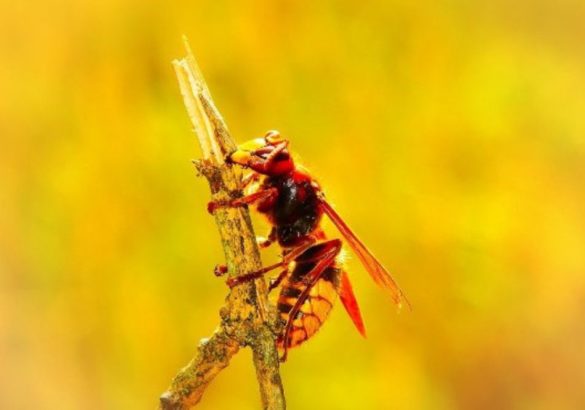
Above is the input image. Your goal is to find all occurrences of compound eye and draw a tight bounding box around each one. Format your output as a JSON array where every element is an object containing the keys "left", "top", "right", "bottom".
[{"left": 265, "top": 130, "right": 283, "bottom": 144}]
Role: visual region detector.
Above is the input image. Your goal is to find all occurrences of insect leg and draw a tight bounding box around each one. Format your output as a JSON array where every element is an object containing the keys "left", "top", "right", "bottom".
[
  {"left": 213, "top": 264, "right": 228, "bottom": 277},
  {"left": 241, "top": 171, "right": 260, "bottom": 189},
  {"left": 280, "top": 236, "right": 317, "bottom": 263},
  {"left": 226, "top": 266, "right": 290, "bottom": 290},
  {"left": 207, "top": 187, "right": 278, "bottom": 214},
  {"left": 220, "top": 228, "right": 275, "bottom": 277},
  {"left": 256, "top": 237, "right": 271, "bottom": 249},
  {"left": 226, "top": 261, "right": 286, "bottom": 288},
  {"left": 269, "top": 268, "right": 290, "bottom": 291},
  {"left": 226, "top": 236, "right": 317, "bottom": 288},
  {"left": 257, "top": 227, "right": 277, "bottom": 249}
]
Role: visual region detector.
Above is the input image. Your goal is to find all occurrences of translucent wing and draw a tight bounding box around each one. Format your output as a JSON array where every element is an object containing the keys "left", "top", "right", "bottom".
[
  {"left": 319, "top": 197, "right": 411, "bottom": 310},
  {"left": 338, "top": 271, "right": 367, "bottom": 337}
]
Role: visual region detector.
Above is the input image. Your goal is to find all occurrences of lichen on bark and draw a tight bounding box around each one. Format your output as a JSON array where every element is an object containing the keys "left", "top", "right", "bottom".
[{"left": 159, "top": 39, "right": 285, "bottom": 410}]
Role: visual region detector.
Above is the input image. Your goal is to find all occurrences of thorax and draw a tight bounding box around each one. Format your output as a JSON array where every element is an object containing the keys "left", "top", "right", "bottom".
[{"left": 257, "top": 171, "right": 322, "bottom": 247}]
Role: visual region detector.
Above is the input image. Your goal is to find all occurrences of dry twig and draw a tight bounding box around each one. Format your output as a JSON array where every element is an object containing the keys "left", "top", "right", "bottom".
[{"left": 159, "top": 38, "right": 286, "bottom": 410}]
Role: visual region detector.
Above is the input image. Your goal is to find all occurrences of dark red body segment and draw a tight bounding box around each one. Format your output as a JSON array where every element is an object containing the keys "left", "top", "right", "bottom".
[
  {"left": 258, "top": 171, "right": 323, "bottom": 248},
  {"left": 212, "top": 130, "right": 408, "bottom": 361},
  {"left": 254, "top": 169, "right": 342, "bottom": 353}
]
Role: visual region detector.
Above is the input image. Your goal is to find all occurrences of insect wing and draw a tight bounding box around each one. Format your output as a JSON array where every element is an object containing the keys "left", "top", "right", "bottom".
[
  {"left": 338, "top": 272, "right": 367, "bottom": 337},
  {"left": 319, "top": 198, "right": 411, "bottom": 310}
]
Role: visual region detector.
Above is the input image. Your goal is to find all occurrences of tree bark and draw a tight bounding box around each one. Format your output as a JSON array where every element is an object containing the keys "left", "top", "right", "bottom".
[{"left": 159, "top": 38, "right": 286, "bottom": 410}]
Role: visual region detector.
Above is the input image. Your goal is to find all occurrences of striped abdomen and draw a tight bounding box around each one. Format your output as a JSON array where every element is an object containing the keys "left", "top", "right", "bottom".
[{"left": 276, "top": 258, "right": 342, "bottom": 349}]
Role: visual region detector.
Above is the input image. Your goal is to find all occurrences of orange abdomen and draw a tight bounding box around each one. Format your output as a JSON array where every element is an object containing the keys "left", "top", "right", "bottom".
[{"left": 276, "top": 261, "right": 341, "bottom": 349}]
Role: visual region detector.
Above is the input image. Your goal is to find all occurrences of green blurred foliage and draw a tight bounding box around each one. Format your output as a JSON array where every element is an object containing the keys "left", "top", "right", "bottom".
[{"left": 1, "top": 0, "right": 585, "bottom": 409}]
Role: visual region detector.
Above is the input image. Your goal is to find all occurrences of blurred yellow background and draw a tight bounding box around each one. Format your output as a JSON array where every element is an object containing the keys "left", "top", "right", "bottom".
[{"left": 1, "top": 0, "right": 585, "bottom": 409}]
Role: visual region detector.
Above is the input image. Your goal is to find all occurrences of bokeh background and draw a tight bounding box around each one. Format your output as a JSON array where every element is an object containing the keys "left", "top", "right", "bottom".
[{"left": 2, "top": 0, "right": 585, "bottom": 409}]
